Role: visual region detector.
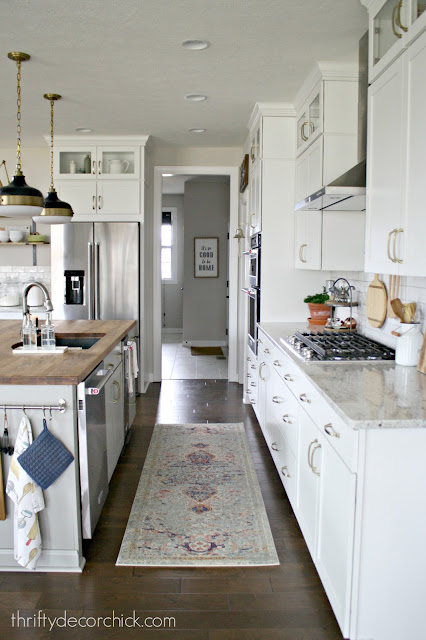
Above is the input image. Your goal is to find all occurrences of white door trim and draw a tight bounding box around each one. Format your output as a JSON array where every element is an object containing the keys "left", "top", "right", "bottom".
[{"left": 153, "top": 165, "right": 239, "bottom": 382}]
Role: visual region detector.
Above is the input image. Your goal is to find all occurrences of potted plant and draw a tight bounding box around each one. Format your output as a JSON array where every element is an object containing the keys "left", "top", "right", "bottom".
[{"left": 304, "top": 288, "right": 331, "bottom": 325}]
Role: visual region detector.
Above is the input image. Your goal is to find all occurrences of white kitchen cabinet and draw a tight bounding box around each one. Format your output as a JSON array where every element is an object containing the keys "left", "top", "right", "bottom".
[
  {"left": 363, "top": 0, "right": 426, "bottom": 83},
  {"left": 294, "top": 211, "right": 322, "bottom": 270},
  {"left": 249, "top": 112, "right": 295, "bottom": 167},
  {"left": 365, "top": 28, "right": 426, "bottom": 275},
  {"left": 316, "top": 437, "right": 356, "bottom": 638},
  {"left": 105, "top": 360, "right": 124, "bottom": 482},
  {"left": 296, "top": 82, "right": 322, "bottom": 155},
  {"left": 295, "top": 136, "right": 322, "bottom": 204},
  {"left": 248, "top": 160, "right": 262, "bottom": 234},
  {"left": 51, "top": 136, "right": 149, "bottom": 220},
  {"left": 296, "top": 410, "right": 321, "bottom": 558}
]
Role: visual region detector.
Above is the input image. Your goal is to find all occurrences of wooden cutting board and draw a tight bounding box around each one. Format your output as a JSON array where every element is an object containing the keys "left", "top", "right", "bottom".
[
  {"left": 366, "top": 274, "right": 387, "bottom": 328},
  {"left": 417, "top": 331, "right": 426, "bottom": 374}
]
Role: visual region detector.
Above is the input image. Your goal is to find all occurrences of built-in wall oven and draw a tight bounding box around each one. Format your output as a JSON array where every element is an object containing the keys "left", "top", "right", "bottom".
[
  {"left": 244, "top": 233, "right": 261, "bottom": 355},
  {"left": 248, "top": 232, "right": 261, "bottom": 289}
]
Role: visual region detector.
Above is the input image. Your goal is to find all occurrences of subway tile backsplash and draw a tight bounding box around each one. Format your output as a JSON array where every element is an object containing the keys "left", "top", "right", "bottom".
[
  {"left": 0, "top": 266, "right": 51, "bottom": 291},
  {"left": 330, "top": 271, "right": 426, "bottom": 349}
]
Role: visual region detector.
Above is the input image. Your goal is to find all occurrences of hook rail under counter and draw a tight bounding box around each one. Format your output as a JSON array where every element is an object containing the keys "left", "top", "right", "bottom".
[{"left": 2, "top": 399, "right": 67, "bottom": 413}]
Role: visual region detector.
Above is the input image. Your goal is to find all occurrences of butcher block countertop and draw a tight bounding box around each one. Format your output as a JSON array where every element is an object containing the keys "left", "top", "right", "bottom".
[{"left": 0, "top": 319, "right": 136, "bottom": 385}]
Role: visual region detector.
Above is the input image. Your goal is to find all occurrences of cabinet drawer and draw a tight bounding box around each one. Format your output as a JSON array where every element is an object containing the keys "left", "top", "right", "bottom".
[
  {"left": 269, "top": 421, "right": 297, "bottom": 506},
  {"left": 268, "top": 370, "right": 299, "bottom": 456},
  {"left": 291, "top": 376, "right": 358, "bottom": 471}
]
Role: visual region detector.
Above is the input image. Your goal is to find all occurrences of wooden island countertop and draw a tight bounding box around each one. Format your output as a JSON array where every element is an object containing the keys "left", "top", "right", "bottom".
[{"left": 0, "top": 319, "right": 136, "bottom": 385}]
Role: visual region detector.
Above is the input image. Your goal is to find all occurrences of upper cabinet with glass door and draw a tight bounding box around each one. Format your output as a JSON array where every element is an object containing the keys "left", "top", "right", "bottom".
[
  {"left": 296, "top": 82, "right": 322, "bottom": 156},
  {"left": 363, "top": 0, "right": 426, "bottom": 83},
  {"left": 52, "top": 138, "right": 141, "bottom": 180}
]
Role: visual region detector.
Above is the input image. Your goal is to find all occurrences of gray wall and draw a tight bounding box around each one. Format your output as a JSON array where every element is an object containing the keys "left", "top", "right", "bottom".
[
  {"left": 183, "top": 180, "right": 229, "bottom": 344},
  {"left": 161, "top": 194, "right": 184, "bottom": 330}
]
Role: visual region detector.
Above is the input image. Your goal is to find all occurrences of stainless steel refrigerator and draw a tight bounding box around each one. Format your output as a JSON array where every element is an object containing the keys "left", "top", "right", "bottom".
[{"left": 51, "top": 221, "right": 140, "bottom": 390}]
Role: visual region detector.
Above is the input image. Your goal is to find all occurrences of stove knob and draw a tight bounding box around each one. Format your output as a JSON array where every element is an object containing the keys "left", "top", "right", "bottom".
[
  {"left": 288, "top": 335, "right": 296, "bottom": 345},
  {"left": 301, "top": 347, "right": 313, "bottom": 359},
  {"left": 294, "top": 341, "right": 302, "bottom": 351}
]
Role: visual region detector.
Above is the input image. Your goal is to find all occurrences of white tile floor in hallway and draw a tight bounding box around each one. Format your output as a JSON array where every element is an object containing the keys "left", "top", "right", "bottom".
[{"left": 161, "top": 333, "right": 228, "bottom": 380}]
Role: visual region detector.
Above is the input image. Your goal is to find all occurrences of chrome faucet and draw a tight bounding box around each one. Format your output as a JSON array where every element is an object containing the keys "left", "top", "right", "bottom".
[{"left": 22, "top": 281, "right": 54, "bottom": 327}]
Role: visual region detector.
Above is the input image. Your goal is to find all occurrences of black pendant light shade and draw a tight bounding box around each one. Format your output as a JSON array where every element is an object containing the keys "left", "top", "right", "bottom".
[{"left": 33, "top": 189, "right": 74, "bottom": 224}]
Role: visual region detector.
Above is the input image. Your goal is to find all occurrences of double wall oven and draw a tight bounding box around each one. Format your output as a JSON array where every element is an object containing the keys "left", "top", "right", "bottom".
[{"left": 244, "top": 233, "right": 261, "bottom": 355}]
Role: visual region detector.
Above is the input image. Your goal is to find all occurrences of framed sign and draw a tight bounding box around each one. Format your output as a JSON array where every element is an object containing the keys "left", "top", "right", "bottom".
[{"left": 194, "top": 237, "right": 219, "bottom": 278}]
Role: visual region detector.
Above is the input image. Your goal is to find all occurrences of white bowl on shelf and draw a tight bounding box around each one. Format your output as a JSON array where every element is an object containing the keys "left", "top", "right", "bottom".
[
  {"left": 9, "top": 230, "right": 24, "bottom": 243},
  {"left": 0, "top": 230, "right": 10, "bottom": 242}
]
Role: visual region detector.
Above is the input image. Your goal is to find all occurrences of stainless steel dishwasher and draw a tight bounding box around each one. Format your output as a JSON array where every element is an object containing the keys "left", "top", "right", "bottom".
[{"left": 77, "top": 362, "right": 113, "bottom": 539}]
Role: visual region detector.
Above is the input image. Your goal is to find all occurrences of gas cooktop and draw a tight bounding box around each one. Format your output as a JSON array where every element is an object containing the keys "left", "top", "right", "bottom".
[{"left": 281, "top": 331, "right": 395, "bottom": 362}]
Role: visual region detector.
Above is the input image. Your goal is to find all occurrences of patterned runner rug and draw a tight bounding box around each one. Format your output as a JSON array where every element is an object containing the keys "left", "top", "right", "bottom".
[{"left": 116, "top": 423, "right": 279, "bottom": 567}]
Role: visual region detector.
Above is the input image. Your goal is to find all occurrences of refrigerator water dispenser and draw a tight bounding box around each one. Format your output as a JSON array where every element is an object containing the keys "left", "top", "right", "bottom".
[{"left": 65, "top": 270, "right": 84, "bottom": 305}]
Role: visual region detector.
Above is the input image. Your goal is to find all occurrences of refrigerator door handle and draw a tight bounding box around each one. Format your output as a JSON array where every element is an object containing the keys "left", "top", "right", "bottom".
[
  {"left": 94, "top": 242, "right": 100, "bottom": 319},
  {"left": 87, "top": 242, "right": 94, "bottom": 320}
]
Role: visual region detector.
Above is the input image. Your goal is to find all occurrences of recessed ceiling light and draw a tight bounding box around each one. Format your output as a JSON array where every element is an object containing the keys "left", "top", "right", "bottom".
[
  {"left": 181, "top": 39, "right": 209, "bottom": 50},
  {"left": 162, "top": 173, "right": 174, "bottom": 177},
  {"left": 188, "top": 128, "right": 206, "bottom": 133},
  {"left": 185, "top": 94, "right": 207, "bottom": 102},
  {"left": 75, "top": 127, "right": 93, "bottom": 133}
]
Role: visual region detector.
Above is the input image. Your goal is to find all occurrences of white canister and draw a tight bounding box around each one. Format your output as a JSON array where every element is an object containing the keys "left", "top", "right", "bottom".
[
  {"left": 70, "top": 160, "right": 76, "bottom": 174},
  {"left": 395, "top": 323, "right": 423, "bottom": 366}
]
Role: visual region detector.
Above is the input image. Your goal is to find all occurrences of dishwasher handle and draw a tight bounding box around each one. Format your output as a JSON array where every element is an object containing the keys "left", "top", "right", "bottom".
[{"left": 86, "top": 368, "right": 114, "bottom": 395}]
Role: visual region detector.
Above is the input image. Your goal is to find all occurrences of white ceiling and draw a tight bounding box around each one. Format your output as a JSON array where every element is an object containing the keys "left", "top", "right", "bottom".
[{"left": 0, "top": 0, "right": 367, "bottom": 149}]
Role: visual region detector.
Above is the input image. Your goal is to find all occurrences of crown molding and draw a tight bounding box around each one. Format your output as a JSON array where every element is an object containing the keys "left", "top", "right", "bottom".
[
  {"left": 293, "top": 61, "right": 359, "bottom": 112},
  {"left": 45, "top": 134, "right": 151, "bottom": 147},
  {"left": 248, "top": 102, "right": 296, "bottom": 131}
]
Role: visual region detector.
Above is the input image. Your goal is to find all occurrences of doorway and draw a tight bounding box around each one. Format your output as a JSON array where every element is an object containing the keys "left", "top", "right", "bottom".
[{"left": 153, "top": 166, "right": 239, "bottom": 383}]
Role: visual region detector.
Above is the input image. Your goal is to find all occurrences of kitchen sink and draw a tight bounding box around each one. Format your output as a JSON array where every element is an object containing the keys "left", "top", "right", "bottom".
[{"left": 55, "top": 333, "right": 105, "bottom": 350}]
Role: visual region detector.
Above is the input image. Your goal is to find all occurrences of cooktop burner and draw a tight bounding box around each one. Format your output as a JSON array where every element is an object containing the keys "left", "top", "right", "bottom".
[{"left": 282, "top": 331, "right": 395, "bottom": 362}]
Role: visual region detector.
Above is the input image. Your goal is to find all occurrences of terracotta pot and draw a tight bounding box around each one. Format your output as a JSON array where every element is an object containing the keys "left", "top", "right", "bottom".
[{"left": 307, "top": 303, "right": 331, "bottom": 325}]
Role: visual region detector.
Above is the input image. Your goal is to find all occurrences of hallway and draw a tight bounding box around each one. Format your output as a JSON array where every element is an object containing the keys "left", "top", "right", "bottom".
[{"left": 161, "top": 333, "right": 228, "bottom": 380}]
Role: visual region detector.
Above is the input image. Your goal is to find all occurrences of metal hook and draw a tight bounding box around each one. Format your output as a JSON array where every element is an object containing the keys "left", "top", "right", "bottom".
[
  {"left": 49, "top": 406, "right": 53, "bottom": 423},
  {"left": 42, "top": 405, "right": 46, "bottom": 419},
  {"left": 21, "top": 405, "right": 26, "bottom": 416}
]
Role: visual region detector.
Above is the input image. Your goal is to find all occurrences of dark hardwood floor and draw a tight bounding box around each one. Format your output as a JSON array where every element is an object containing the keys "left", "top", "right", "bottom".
[{"left": 0, "top": 380, "right": 343, "bottom": 639}]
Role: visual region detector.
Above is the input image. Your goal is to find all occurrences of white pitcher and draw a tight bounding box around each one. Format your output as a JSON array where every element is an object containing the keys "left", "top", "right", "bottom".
[
  {"left": 108, "top": 159, "right": 129, "bottom": 174},
  {"left": 395, "top": 323, "right": 423, "bottom": 366}
]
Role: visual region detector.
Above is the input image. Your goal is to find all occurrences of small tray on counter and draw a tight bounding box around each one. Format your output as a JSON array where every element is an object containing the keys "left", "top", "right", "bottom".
[{"left": 12, "top": 346, "right": 68, "bottom": 355}]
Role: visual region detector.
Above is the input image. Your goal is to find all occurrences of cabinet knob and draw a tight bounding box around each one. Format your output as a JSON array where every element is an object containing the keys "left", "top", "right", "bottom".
[
  {"left": 283, "top": 374, "right": 293, "bottom": 382},
  {"left": 299, "top": 393, "right": 311, "bottom": 404},
  {"left": 281, "top": 466, "right": 290, "bottom": 478},
  {"left": 264, "top": 348, "right": 270, "bottom": 354},
  {"left": 250, "top": 399, "right": 256, "bottom": 405},
  {"left": 271, "top": 442, "right": 279, "bottom": 451},
  {"left": 250, "top": 381, "right": 256, "bottom": 387},
  {"left": 273, "top": 360, "right": 281, "bottom": 367},
  {"left": 272, "top": 396, "right": 283, "bottom": 404},
  {"left": 282, "top": 414, "right": 293, "bottom": 424}
]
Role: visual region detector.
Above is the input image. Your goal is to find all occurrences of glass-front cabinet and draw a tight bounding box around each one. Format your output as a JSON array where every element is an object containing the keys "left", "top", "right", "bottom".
[
  {"left": 296, "top": 83, "right": 322, "bottom": 156},
  {"left": 54, "top": 146, "right": 140, "bottom": 179},
  {"left": 367, "top": 0, "right": 426, "bottom": 82}
]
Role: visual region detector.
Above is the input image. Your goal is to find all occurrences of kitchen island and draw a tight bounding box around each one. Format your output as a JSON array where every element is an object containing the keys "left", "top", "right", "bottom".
[
  {"left": 0, "top": 319, "right": 135, "bottom": 572},
  {"left": 252, "top": 321, "right": 426, "bottom": 640}
]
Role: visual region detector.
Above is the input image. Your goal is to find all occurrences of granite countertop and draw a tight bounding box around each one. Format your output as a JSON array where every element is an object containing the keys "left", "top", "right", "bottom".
[
  {"left": 0, "top": 319, "right": 136, "bottom": 385},
  {"left": 258, "top": 322, "right": 426, "bottom": 430}
]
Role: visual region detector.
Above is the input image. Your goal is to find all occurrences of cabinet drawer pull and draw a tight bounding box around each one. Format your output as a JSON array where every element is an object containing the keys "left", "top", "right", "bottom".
[
  {"left": 98, "top": 195, "right": 102, "bottom": 209},
  {"left": 92, "top": 195, "right": 96, "bottom": 210},
  {"left": 259, "top": 362, "right": 266, "bottom": 381},
  {"left": 258, "top": 338, "right": 263, "bottom": 344},
  {"left": 392, "top": 4, "right": 402, "bottom": 38},
  {"left": 324, "top": 423, "right": 340, "bottom": 438},
  {"left": 393, "top": 228, "right": 404, "bottom": 264},
  {"left": 307, "top": 439, "right": 317, "bottom": 470},
  {"left": 246, "top": 356, "right": 252, "bottom": 361},
  {"left": 98, "top": 160, "right": 102, "bottom": 174},
  {"left": 281, "top": 466, "right": 291, "bottom": 478},
  {"left": 300, "top": 121, "right": 309, "bottom": 142},
  {"left": 271, "top": 442, "right": 279, "bottom": 451},
  {"left": 251, "top": 364, "right": 256, "bottom": 369},
  {"left": 299, "top": 243, "right": 307, "bottom": 263},
  {"left": 299, "top": 393, "right": 311, "bottom": 403},
  {"left": 282, "top": 414, "right": 293, "bottom": 424},
  {"left": 246, "top": 373, "right": 252, "bottom": 378},
  {"left": 264, "top": 348, "right": 270, "bottom": 354},
  {"left": 311, "top": 443, "right": 321, "bottom": 476},
  {"left": 250, "top": 382, "right": 256, "bottom": 387},
  {"left": 92, "top": 160, "right": 96, "bottom": 174},
  {"left": 273, "top": 360, "right": 281, "bottom": 367},
  {"left": 387, "top": 228, "right": 397, "bottom": 262},
  {"left": 112, "top": 380, "right": 121, "bottom": 403},
  {"left": 283, "top": 374, "right": 293, "bottom": 382},
  {"left": 250, "top": 399, "right": 256, "bottom": 405},
  {"left": 272, "top": 396, "right": 283, "bottom": 404}
]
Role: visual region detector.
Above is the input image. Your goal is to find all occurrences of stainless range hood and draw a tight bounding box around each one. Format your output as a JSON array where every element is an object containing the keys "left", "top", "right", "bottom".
[
  {"left": 295, "top": 32, "right": 368, "bottom": 213},
  {"left": 295, "top": 159, "right": 366, "bottom": 211}
]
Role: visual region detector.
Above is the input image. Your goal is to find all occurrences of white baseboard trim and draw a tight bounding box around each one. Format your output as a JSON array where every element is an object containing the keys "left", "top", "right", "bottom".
[
  {"left": 161, "top": 328, "right": 183, "bottom": 334},
  {"left": 0, "top": 549, "right": 85, "bottom": 572},
  {"left": 182, "top": 340, "right": 227, "bottom": 347}
]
